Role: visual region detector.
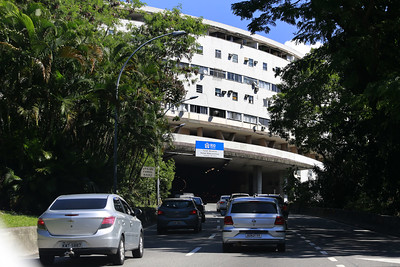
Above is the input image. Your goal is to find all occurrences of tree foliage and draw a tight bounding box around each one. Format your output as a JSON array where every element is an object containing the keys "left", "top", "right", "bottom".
[
  {"left": 0, "top": 0, "right": 207, "bottom": 213},
  {"left": 233, "top": 0, "right": 400, "bottom": 215}
]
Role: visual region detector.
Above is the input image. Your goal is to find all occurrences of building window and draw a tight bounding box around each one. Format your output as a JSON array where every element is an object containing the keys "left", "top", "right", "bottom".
[
  {"left": 210, "top": 68, "right": 226, "bottom": 79},
  {"left": 243, "top": 114, "right": 257, "bottom": 124},
  {"left": 232, "top": 54, "right": 238, "bottom": 63},
  {"left": 215, "top": 49, "right": 221, "bottom": 58},
  {"left": 227, "top": 72, "right": 242, "bottom": 83},
  {"left": 197, "top": 45, "right": 203, "bottom": 55},
  {"left": 232, "top": 92, "right": 238, "bottom": 101},
  {"left": 259, "top": 80, "right": 270, "bottom": 90},
  {"left": 248, "top": 95, "right": 254, "bottom": 104},
  {"left": 210, "top": 108, "right": 226, "bottom": 118},
  {"left": 196, "top": 84, "right": 203, "bottom": 93},
  {"left": 190, "top": 105, "right": 208, "bottom": 114},
  {"left": 263, "top": 98, "right": 273, "bottom": 108},
  {"left": 263, "top": 62, "right": 268, "bottom": 71},
  {"left": 271, "top": 84, "right": 280, "bottom": 92},
  {"left": 259, "top": 117, "right": 270, "bottom": 127},
  {"left": 248, "top": 58, "right": 254, "bottom": 67},
  {"left": 215, "top": 88, "right": 222, "bottom": 97},
  {"left": 192, "top": 64, "right": 209, "bottom": 75},
  {"left": 227, "top": 111, "right": 242, "bottom": 121},
  {"left": 244, "top": 76, "right": 257, "bottom": 85}
]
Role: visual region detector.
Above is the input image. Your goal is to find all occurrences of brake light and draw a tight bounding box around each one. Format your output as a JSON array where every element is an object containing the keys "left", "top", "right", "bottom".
[
  {"left": 37, "top": 218, "right": 46, "bottom": 230},
  {"left": 99, "top": 216, "right": 115, "bottom": 229},
  {"left": 189, "top": 209, "right": 197, "bottom": 215},
  {"left": 224, "top": 216, "right": 233, "bottom": 225},
  {"left": 274, "top": 216, "right": 285, "bottom": 225},
  {"left": 221, "top": 201, "right": 225, "bottom": 204},
  {"left": 157, "top": 210, "right": 164, "bottom": 215}
]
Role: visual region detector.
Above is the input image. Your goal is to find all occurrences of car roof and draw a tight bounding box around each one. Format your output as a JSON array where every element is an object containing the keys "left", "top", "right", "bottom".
[
  {"left": 164, "top": 198, "right": 193, "bottom": 201},
  {"left": 56, "top": 193, "right": 115, "bottom": 200},
  {"left": 230, "top": 196, "right": 278, "bottom": 203}
]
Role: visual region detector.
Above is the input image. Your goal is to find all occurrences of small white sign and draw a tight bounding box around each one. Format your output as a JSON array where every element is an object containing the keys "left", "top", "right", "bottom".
[{"left": 141, "top": 166, "right": 156, "bottom": 178}]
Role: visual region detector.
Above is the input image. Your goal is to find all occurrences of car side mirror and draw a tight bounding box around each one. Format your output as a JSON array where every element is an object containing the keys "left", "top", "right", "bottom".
[{"left": 133, "top": 208, "right": 142, "bottom": 217}]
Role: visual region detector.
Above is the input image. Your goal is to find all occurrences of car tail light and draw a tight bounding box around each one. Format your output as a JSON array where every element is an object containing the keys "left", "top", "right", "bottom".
[
  {"left": 189, "top": 209, "right": 197, "bottom": 215},
  {"left": 99, "top": 216, "right": 115, "bottom": 229},
  {"left": 274, "top": 216, "right": 285, "bottom": 225},
  {"left": 221, "top": 201, "right": 225, "bottom": 204},
  {"left": 224, "top": 216, "right": 233, "bottom": 225},
  {"left": 37, "top": 218, "right": 46, "bottom": 230},
  {"left": 157, "top": 210, "right": 164, "bottom": 215}
]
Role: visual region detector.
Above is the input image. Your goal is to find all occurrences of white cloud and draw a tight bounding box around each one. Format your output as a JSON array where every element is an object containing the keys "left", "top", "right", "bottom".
[{"left": 284, "top": 40, "right": 323, "bottom": 56}]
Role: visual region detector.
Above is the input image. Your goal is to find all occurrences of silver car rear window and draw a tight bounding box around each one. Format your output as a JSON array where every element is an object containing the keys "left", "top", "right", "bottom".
[
  {"left": 162, "top": 201, "right": 193, "bottom": 209},
  {"left": 231, "top": 202, "right": 277, "bottom": 213},
  {"left": 50, "top": 198, "right": 107, "bottom": 210}
]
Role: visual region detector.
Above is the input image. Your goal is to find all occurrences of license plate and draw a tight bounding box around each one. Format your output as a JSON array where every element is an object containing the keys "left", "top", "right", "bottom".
[
  {"left": 61, "top": 242, "right": 82, "bottom": 248},
  {"left": 245, "top": 233, "right": 262, "bottom": 238}
]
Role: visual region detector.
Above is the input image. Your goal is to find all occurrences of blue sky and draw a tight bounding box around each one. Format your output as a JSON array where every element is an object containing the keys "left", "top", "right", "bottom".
[{"left": 142, "top": 0, "right": 298, "bottom": 44}]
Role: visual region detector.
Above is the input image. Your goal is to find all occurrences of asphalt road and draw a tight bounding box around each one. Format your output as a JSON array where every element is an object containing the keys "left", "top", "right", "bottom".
[{"left": 24, "top": 203, "right": 400, "bottom": 267}]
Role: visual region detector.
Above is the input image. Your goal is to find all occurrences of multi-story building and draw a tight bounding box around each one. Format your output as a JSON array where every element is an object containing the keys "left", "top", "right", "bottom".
[{"left": 136, "top": 7, "right": 323, "bottom": 200}]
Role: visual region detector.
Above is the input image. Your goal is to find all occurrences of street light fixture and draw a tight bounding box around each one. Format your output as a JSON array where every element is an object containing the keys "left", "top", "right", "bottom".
[{"left": 113, "top": 31, "right": 187, "bottom": 194}]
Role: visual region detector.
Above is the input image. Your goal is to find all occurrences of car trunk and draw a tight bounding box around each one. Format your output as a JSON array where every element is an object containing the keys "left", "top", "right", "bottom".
[
  {"left": 44, "top": 210, "right": 109, "bottom": 236},
  {"left": 231, "top": 214, "right": 277, "bottom": 228},
  {"left": 163, "top": 207, "right": 192, "bottom": 218}
]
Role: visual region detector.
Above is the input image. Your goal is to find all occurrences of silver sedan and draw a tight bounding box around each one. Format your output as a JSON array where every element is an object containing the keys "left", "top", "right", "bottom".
[
  {"left": 37, "top": 193, "right": 143, "bottom": 265},
  {"left": 222, "top": 196, "right": 286, "bottom": 252}
]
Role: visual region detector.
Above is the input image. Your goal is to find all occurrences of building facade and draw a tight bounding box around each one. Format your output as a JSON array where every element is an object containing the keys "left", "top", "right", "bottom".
[{"left": 136, "top": 7, "right": 322, "bottom": 199}]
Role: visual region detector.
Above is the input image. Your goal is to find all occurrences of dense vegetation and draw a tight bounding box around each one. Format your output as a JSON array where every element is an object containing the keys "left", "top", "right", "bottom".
[
  {"left": 233, "top": 0, "right": 400, "bottom": 215},
  {"left": 0, "top": 0, "right": 207, "bottom": 214}
]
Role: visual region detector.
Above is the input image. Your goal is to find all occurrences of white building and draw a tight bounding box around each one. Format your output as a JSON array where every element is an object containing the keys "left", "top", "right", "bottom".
[{"left": 136, "top": 7, "right": 323, "bottom": 199}]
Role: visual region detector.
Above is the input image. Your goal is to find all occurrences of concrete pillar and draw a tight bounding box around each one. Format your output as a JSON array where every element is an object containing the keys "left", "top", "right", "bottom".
[
  {"left": 258, "top": 138, "right": 267, "bottom": 147},
  {"left": 268, "top": 141, "right": 275, "bottom": 148},
  {"left": 197, "top": 127, "right": 203, "bottom": 137},
  {"left": 228, "top": 133, "right": 236, "bottom": 141},
  {"left": 246, "top": 135, "right": 252, "bottom": 144},
  {"left": 253, "top": 165, "right": 262, "bottom": 194},
  {"left": 215, "top": 130, "right": 224, "bottom": 140}
]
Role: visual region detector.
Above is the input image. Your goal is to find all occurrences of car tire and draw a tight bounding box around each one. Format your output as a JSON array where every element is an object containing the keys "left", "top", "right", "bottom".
[
  {"left": 222, "top": 243, "right": 232, "bottom": 253},
  {"left": 112, "top": 236, "right": 125, "bottom": 265},
  {"left": 277, "top": 243, "right": 286, "bottom": 252},
  {"left": 39, "top": 253, "right": 54, "bottom": 265},
  {"left": 132, "top": 232, "right": 144, "bottom": 258}
]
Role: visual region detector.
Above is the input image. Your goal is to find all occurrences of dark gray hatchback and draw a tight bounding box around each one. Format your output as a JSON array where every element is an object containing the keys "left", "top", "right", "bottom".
[{"left": 157, "top": 198, "right": 202, "bottom": 234}]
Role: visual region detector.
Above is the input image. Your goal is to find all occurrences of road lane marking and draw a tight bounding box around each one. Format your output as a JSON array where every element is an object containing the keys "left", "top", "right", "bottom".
[
  {"left": 357, "top": 258, "right": 400, "bottom": 264},
  {"left": 186, "top": 247, "right": 201, "bottom": 256},
  {"left": 209, "top": 234, "right": 216, "bottom": 239},
  {"left": 309, "top": 242, "right": 316, "bottom": 246},
  {"left": 315, "top": 246, "right": 321, "bottom": 250},
  {"left": 328, "top": 257, "right": 338, "bottom": 262},
  {"left": 320, "top": 251, "right": 328, "bottom": 255},
  {"left": 336, "top": 265, "right": 345, "bottom": 267}
]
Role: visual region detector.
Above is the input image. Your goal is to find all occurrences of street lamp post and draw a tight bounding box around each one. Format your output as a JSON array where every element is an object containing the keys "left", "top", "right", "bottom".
[{"left": 113, "top": 31, "right": 187, "bottom": 194}]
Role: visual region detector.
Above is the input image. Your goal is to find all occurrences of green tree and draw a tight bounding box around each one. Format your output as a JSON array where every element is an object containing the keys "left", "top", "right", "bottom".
[
  {"left": 232, "top": 0, "right": 400, "bottom": 215},
  {"left": 0, "top": 0, "right": 207, "bottom": 213}
]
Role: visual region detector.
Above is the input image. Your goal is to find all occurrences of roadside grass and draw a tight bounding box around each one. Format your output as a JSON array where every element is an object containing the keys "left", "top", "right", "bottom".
[{"left": 0, "top": 211, "right": 37, "bottom": 228}]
